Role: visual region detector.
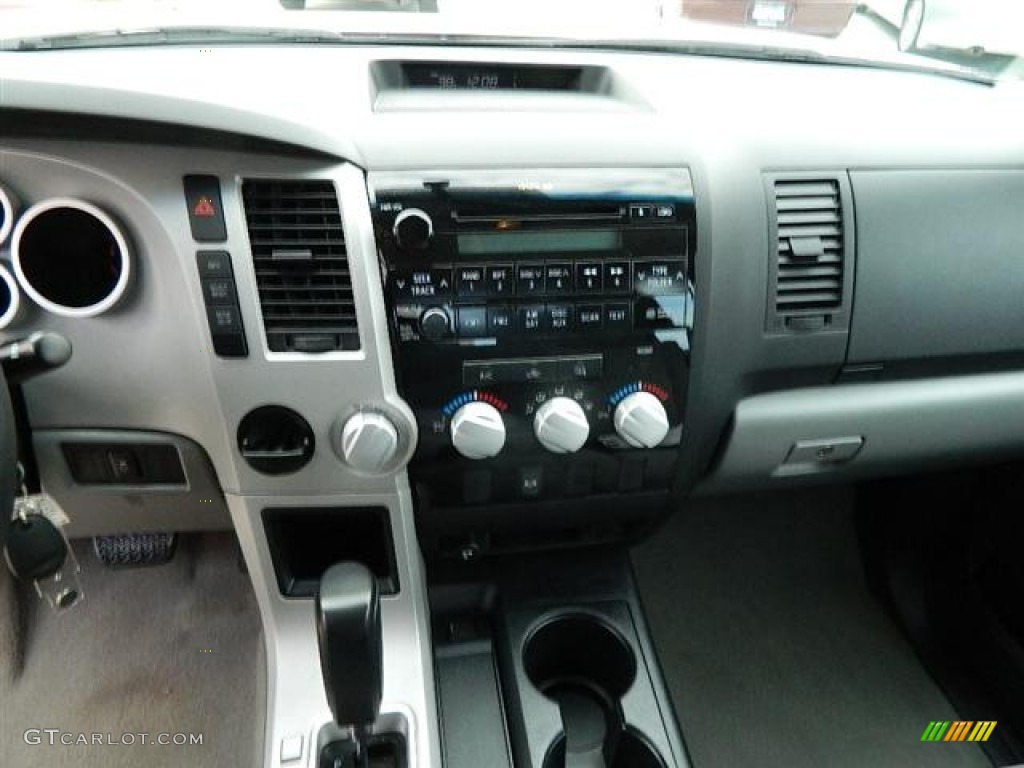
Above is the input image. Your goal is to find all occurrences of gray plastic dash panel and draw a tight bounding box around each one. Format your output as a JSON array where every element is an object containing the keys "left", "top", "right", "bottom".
[
  {"left": 699, "top": 371, "right": 1024, "bottom": 493},
  {"left": 33, "top": 429, "right": 230, "bottom": 537},
  {"left": 848, "top": 170, "right": 1024, "bottom": 364}
]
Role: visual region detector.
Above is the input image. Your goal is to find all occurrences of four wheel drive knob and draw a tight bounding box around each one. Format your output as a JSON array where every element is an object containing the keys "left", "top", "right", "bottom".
[
  {"left": 450, "top": 401, "right": 507, "bottom": 460},
  {"left": 613, "top": 391, "right": 670, "bottom": 449},
  {"left": 337, "top": 411, "right": 400, "bottom": 474}
]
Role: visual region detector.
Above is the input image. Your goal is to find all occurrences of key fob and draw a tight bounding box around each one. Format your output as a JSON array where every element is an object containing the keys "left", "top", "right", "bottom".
[{"left": 4, "top": 512, "right": 68, "bottom": 581}]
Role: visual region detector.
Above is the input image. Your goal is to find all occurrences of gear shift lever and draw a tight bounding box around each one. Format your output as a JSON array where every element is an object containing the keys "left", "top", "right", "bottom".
[{"left": 316, "top": 562, "right": 382, "bottom": 743}]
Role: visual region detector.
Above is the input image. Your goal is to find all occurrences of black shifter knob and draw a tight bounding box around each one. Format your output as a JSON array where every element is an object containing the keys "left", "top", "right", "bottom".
[{"left": 316, "top": 562, "right": 382, "bottom": 729}]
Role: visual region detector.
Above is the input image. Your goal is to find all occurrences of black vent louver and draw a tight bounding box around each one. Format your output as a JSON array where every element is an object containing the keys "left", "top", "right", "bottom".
[
  {"left": 768, "top": 176, "right": 851, "bottom": 333},
  {"left": 242, "top": 179, "right": 359, "bottom": 353}
]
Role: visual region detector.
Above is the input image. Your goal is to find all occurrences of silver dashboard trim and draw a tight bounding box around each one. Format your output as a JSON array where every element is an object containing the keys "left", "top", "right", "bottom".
[{"left": 229, "top": 487, "right": 440, "bottom": 768}]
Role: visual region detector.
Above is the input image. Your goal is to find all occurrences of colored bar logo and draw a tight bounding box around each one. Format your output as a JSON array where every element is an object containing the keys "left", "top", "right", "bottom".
[{"left": 921, "top": 721, "right": 997, "bottom": 742}]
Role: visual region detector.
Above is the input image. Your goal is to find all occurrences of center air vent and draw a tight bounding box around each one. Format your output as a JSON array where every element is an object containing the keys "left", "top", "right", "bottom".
[
  {"left": 767, "top": 175, "right": 852, "bottom": 333},
  {"left": 242, "top": 179, "right": 359, "bottom": 353}
]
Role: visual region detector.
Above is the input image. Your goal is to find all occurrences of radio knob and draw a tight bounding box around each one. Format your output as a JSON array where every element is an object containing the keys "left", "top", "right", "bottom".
[
  {"left": 393, "top": 208, "right": 434, "bottom": 251},
  {"left": 451, "top": 401, "right": 506, "bottom": 460},
  {"left": 534, "top": 396, "right": 589, "bottom": 454},
  {"left": 614, "top": 392, "right": 670, "bottom": 449},
  {"left": 419, "top": 307, "right": 451, "bottom": 341},
  {"left": 337, "top": 411, "right": 400, "bottom": 474}
]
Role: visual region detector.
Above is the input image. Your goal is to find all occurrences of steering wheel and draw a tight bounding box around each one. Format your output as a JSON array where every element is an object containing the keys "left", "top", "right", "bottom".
[{"left": 0, "top": 369, "right": 16, "bottom": 554}]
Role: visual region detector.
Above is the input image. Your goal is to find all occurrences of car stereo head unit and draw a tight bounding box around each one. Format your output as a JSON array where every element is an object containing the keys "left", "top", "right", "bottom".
[
  {"left": 368, "top": 168, "right": 696, "bottom": 558},
  {"left": 370, "top": 168, "right": 694, "bottom": 340}
]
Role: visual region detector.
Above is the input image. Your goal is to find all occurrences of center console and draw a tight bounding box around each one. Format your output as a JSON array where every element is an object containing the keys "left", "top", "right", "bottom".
[{"left": 369, "top": 168, "right": 696, "bottom": 559}]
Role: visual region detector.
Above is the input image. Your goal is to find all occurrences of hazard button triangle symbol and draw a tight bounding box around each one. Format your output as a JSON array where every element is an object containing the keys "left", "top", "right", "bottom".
[{"left": 194, "top": 197, "right": 216, "bottom": 217}]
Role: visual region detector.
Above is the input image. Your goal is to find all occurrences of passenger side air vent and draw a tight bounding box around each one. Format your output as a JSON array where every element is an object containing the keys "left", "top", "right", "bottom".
[
  {"left": 242, "top": 179, "right": 359, "bottom": 353},
  {"left": 766, "top": 174, "right": 853, "bottom": 334}
]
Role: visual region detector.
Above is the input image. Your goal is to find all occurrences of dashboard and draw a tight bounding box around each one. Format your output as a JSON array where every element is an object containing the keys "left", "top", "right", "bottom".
[
  {"left": 2, "top": 40, "right": 1024, "bottom": 768},
  {"left": 2, "top": 44, "right": 1023, "bottom": 524}
]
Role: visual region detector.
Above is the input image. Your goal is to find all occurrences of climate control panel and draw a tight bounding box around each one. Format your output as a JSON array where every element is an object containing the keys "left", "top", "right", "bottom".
[{"left": 433, "top": 376, "right": 675, "bottom": 461}]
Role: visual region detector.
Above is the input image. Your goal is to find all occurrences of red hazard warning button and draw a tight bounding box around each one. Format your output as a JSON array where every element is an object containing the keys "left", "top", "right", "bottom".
[
  {"left": 194, "top": 197, "right": 217, "bottom": 218},
  {"left": 183, "top": 175, "right": 227, "bottom": 242}
]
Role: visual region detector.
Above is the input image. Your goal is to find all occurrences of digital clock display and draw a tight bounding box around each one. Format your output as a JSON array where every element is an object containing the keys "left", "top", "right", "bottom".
[
  {"left": 405, "top": 63, "right": 515, "bottom": 90},
  {"left": 400, "top": 62, "right": 583, "bottom": 92}
]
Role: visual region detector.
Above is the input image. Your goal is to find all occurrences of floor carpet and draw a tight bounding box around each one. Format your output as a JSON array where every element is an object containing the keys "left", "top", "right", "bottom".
[
  {"left": 0, "top": 532, "right": 264, "bottom": 768},
  {"left": 632, "top": 487, "right": 992, "bottom": 768}
]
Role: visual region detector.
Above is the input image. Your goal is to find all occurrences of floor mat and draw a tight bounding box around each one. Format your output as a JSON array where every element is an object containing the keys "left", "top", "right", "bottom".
[
  {"left": 632, "top": 487, "right": 992, "bottom": 768},
  {"left": 0, "top": 532, "right": 264, "bottom": 768}
]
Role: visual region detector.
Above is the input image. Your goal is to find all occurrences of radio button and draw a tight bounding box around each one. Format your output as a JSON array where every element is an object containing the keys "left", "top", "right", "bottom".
[
  {"left": 577, "top": 304, "right": 604, "bottom": 329},
  {"left": 485, "top": 265, "right": 514, "bottom": 297},
  {"left": 635, "top": 296, "right": 687, "bottom": 329},
  {"left": 547, "top": 304, "right": 573, "bottom": 333},
  {"left": 575, "top": 262, "right": 603, "bottom": 293},
  {"left": 629, "top": 204, "right": 654, "bottom": 220},
  {"left": 604, "top": 302, "right": 632, "bottom": 332},
  {"left": 518, "top": 305, "right": 545, "bottom": 333},
  {"left": 457, "top": 306, "right": 488, "bottom": 337},
  {"left": 545, "top": 263, "right": 573, "bottom": 295},
  {"left": 604, "top": 261, "right": 632, "bottom": 294},
  {"left": 393, "top": 268, "right": 453, "bottom": 299},
  {"left": 516, "top": 265, "right": 546, "bottom": 296},
  {"left": 456, "top": 266, "right": 487, "bottom": 298},
  {"left": 634, "top": 259, "right": 687, "bottom": 296},
  {"left": 486, "top": 306, "right": 515, "bottom": 337}
]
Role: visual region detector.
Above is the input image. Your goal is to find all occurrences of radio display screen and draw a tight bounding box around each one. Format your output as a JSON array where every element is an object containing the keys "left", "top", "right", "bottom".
[{"left": 457, "top": 228, "right": 621, "bottom": 255}]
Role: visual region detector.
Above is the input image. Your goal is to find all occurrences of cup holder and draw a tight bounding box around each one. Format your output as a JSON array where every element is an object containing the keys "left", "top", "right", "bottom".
[
  {"left": 523, "top": 615, "right": 666, "bottom": 768},
  {"left": 12, "top": 198, "right": 131, "bottom": 318}
]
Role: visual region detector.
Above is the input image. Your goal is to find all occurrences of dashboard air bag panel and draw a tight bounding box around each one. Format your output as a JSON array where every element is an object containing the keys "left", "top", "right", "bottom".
[{"left": 847, "top": 170, "right": 1024, "bottom": 365}]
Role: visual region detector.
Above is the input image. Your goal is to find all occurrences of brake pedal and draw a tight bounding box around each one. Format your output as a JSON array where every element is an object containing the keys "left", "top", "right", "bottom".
[{"left": 93, "top": 533, "right": 177, "bottom": 567}]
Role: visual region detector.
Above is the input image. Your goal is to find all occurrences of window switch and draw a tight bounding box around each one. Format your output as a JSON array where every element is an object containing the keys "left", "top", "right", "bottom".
[{"left": 107, "top": 449, "right": 143, "bottom": 483}]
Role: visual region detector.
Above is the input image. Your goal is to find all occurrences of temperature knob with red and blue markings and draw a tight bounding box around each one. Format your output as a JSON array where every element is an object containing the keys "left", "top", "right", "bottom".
[
  {"left": 609, "top": 382, "right": 671, "bottom": 448},
  {"left": 443, "top": 390, "right": 509, "bottom": 460}
]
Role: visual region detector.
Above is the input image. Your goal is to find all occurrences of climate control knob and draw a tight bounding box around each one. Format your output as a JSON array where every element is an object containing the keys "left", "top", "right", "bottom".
[
  {"left": 534, "top": 397, "right": 589, "bottom": 454},
  {"left": 393, "top": 207, "right": 433, "bottom": 251},
  {"left": 337, "top": 411, "right": 400, "bottom": 474},
  {"left": 450, "top": 401, "right": 506, "bottom": 460},
  {"left": 614, "top": 391, "right": 670, "bottom": 448}
]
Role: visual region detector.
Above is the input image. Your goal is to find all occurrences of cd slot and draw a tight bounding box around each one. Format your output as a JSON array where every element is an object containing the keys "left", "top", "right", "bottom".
[
  {"left": 453, "top": 201, "right": 623, "bottom": 224},
  {"left": 454, "top": 212, "right": 622, "bottom": 226}
]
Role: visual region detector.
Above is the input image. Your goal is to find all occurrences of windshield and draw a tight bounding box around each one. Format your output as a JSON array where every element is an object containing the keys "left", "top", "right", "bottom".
[{"left": 1, "top": 0, "right": 1021, "bottom": 82}]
